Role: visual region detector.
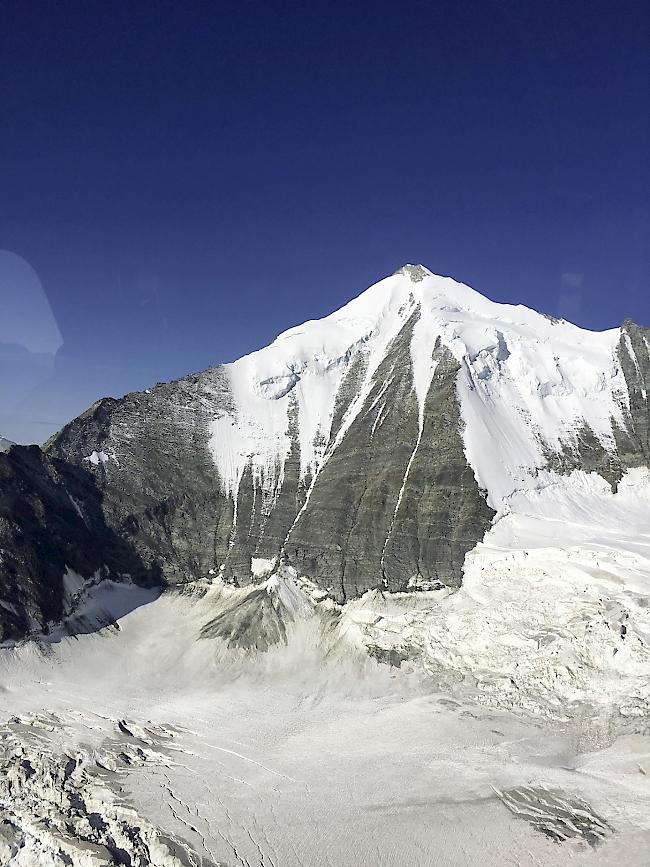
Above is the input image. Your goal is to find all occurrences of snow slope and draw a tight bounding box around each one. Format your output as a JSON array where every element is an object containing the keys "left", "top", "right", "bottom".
[
  {"left": 208, "top": 264, "right": 628, "bottom": 513},
  {"left": 2, "top": 584, "right": 649, "bottom": 866}
]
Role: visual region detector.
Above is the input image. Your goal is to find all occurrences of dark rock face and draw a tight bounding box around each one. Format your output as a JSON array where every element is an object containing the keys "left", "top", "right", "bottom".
[
  {"left": 38, "top": 312, "right": 492, "bottom": 607},
  {"left": 284, "top": 321, "right": 495, "bottom": 600},
  {"left": 543, "top": 422, "right": 624, "bottom": 489},
  {"left": 284, "top": 313, "right": 423, "bottom": 600},
  {"left": 46, "top": 369, "right": 235, "bottom": 586},
  {"left": 0, "top": 445, "right": 162, "bottom": 643},
  {"left": 0, "top": 303, "right": 493, "bottom": 627},
  {"left": 219, "top": 399, "right": 307, "bottom": 587},
  {"left": 379, "top": 345, "right": 496, "bottom": 592}
]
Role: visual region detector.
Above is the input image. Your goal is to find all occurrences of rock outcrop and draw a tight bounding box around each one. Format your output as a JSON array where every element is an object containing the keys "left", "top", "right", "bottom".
[{"left": 0, "top": 444, "right": 162, "bottom": 642}]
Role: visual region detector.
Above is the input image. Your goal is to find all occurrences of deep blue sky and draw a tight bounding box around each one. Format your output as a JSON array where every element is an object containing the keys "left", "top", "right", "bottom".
[{"left": 1, "top": 0, "right": 648, "bottom": 443}]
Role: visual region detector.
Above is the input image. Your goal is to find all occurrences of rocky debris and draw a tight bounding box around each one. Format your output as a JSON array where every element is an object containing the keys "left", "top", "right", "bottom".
[
  {"left": 200, "top": 567, "right": 314, "bottom": 651},
  {"left": 493, "top": 785, "right": 613, "bottom": 847}
]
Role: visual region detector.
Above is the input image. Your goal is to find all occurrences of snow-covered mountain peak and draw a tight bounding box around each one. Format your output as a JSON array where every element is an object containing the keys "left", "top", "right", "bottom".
[
  {"left": 230, "top": 265, "right": 496, "bottom": 390},
  {"left": 30, "top": 264, "right": 649, "bottom": 627},
  {"left": 206, "top": 266, "right": 640, "bottom": 523}
]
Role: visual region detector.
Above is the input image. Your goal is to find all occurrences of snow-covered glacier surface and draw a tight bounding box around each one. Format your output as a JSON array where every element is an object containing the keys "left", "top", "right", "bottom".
[{"left": 2, "top": 548, "right": 650, "bottom": 866}]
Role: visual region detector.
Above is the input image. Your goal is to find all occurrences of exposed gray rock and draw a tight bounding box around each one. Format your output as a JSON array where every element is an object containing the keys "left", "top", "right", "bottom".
[
  {"left": 540, "top": 321, "right": 650, "bottom": 491},
  {"left": 219, "top": 398, "right": 307, "bottom": 587},
  {"left": 38, "top": 307, "right": 495, "bottom": 609},
  {"left": 493, "top": 785, "right": 613, "bottom": 847},
  {"left": 284, "top": 321, "right": 495, "bottom": 600},
  {"left": 46, "top": 368, "right": 236, "bottom": 586},
  {"left": 284, "top": 312, "right": 423, "bottom": 600},
  {"left": 394, "top": 264, "right": 429, "bottom": 282},
  {"left": 379, "top": 344, "right": 496, "bottom": 591},
  {"left": 0, "top": 445, "right": 161, "bottom": 643},
  {"left": 613, "top": 321, "right": 650, "bottom": 470},
  {"left": 543, "top": 422, "right": 625, "bottom": 489}
]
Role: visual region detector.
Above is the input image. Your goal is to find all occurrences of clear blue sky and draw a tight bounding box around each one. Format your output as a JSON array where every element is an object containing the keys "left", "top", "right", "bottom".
[{"left": 1, "top": 0, "right": 648, "bottom": 443}]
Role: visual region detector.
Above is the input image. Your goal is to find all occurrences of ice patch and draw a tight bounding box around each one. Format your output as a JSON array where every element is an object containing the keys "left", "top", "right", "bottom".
[
  {"left": 83, "top": 450, "right": 110, "bottom": 466},
  {"left": 251, "top": 556, "right": 276, "bottom": 579}
]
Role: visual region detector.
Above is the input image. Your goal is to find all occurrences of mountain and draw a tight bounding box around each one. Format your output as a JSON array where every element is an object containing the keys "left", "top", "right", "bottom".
[
  {"left": 1, "top": 264, "right": 650, "bottom": 647},
  {"left": 2, "top": 266, "right": 650, "bottom": 865}
]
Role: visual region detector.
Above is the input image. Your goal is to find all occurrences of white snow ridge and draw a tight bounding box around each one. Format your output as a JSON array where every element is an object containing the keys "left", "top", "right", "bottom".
[{"left": 2, "top": 265, "right": 650, "bottom": 865}]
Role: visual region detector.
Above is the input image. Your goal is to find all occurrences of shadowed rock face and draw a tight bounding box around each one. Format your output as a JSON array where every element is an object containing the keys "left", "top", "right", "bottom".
[
  {"left": 0, "top": 445, "right": 162, "bottom": 643},
  {"left": 45, "top": 368, "right": 236, "bottom": 586},
  {"left": 43, "top": 368, "right": 311, "bottom": 593}
]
